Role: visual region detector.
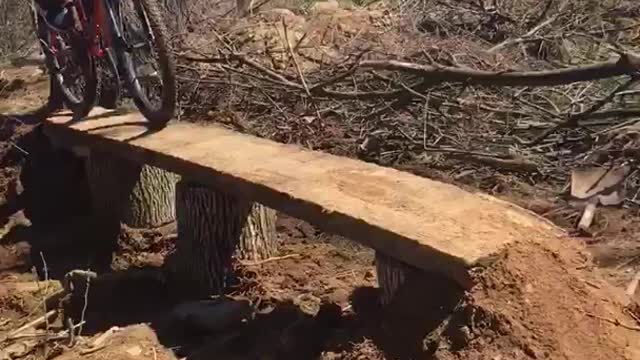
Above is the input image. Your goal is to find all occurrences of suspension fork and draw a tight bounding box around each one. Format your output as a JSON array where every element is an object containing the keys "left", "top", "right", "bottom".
[
  {"left": 99, "top": 0, "right": 128, "bottom": 50},
  {"left": 96, "top": 0, "right": 124, "bottom": 104}
]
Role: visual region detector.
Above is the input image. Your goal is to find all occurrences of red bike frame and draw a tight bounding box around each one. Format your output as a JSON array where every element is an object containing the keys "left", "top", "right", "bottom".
[{"left": 43, "top": 0, "right": 115, "bottom": 59}]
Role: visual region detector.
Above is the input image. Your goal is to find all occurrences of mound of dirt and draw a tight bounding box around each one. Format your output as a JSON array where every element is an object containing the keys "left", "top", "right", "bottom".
[
  {"left": 54, "top": 324, "right": 177, "bottom": 360},
  {"left": 438, "top": 240, "right": 638, "bottom": 359},
  {"left": 325, "top": 238, "right": 640, "bottom": 360}
]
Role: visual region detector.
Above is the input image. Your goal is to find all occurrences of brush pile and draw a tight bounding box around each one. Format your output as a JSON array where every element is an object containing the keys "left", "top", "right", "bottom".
[{"left": 177, "top": 0, "right": 640, "bottom": 202}]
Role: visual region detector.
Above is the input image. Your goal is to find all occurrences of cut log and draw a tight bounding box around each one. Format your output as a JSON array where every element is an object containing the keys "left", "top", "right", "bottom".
[
  {"left": 237, "top": 203, "right": 278, "bottom": 260},
  {"left": 125, "top": 165, "right": 179, "bottom": 228},
  {"left": 85, "top": 150, "right": 179, "bottom": 229},
  {"left": 167, "top": 180, "right": 277, "bottom": 298},
  {"left": 376, "top": 251, "right": 419, "bottom": 306}
]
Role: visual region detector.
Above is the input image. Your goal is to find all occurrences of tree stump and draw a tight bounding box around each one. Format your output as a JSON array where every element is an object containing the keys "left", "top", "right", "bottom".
[
  {"left": 167, "top": 180, "right": 277, "bottom": 298},
  {"left": 83, "top": 151, "right": 179, "bottom": 269},
  {"left": 375, "top": 251, "right": 420, "bottom": 306},
  {"left": 20, "top": 127, "right": 91, "bottom": 229},
  {"left": 85, "top": 151, "right": 179, "bottom": 229}
]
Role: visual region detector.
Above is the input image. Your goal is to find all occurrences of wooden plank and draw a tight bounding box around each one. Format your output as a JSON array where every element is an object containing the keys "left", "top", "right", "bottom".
[{"left": 43, "top": 108, "right": 564, "bottom": 288}]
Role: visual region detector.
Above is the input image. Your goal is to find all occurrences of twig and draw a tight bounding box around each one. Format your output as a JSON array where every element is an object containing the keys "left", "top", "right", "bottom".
[
  {"left": 40, "top": 252, "right": 50, "bottom": 358},
  {"left": 581, "top": 310, "right": 640, "bottom": 331},
  {"left": 422, "top": 146, "right": 507, "bottom": 158},
  {"left": 526, "top": 0, "right": 555, "bottom": 30},
  {"left": 308, "top": 50, "right": 369, "bottom": 92},
  {"left": 10, "top": 142, "right": 29, "bottom": 155},
  {"left": 526, "top": 77, "right": 639, "bottom": 145},
  {"left": 6, "top": 310, "right": 58, "bottom": 339},
  {"left": 231, "top": 53, "right": 304, "bottom": 90},
  {"left": 456, "top": 154, "right": 539, "bottom": 173},
  {"left": 238, "top": 253, "right": 300, "bottom": 266},
  {"left": 77, "top": 269, "right": 92, "bottom": 339},
  {"left": 79, "top": 344, "right": 107, "bottom": 356},
  {"left": 79, "top": 326, "right": 122, "bottom": 355},
  {"left": 8, "top": 321, "right": 85, "bottom": 340},
  {"left": 282, "top": 19, "right": 322, "bottom": 121},
  {"left": 489, "top": 13, "right": 559, "bottom": 53}
]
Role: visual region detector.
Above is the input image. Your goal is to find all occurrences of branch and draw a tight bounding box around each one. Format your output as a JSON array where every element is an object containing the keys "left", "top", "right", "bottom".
[
  {"left": 583, "top": 108, "right": 640, "bottom": 121},
  {"left": 489, "top": 12, "right": 559, "bottom": 53},
  {"left": 359, "top": 53, "right": 640, "bottom": 87}
]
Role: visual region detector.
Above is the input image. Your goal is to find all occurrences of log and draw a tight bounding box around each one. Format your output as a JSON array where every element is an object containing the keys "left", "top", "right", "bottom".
[
  {"left": 375, "top": 251, "right": 419, "bottom": 306},
  {"left": 20, "top": 128, "right": 91, "bottom": 229},
  {"left": 237, "top": 202, "right": 278, "bottom": 260},
  {"left": 85, "top": 150, "right": 179, "bottom": 229},
  {"left": 167, "top": 180, "right": 277, "bottom": 298}
]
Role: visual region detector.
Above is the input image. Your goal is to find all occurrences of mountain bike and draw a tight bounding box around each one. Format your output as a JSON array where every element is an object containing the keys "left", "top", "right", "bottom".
[{"left": 32, "top": 0, "right": 177, "bottom": 129}]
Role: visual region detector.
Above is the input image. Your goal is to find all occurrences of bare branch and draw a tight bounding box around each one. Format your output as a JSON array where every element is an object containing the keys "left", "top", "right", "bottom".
[{"left": 358, "top": 53, "right": 640, "bottom": 87}]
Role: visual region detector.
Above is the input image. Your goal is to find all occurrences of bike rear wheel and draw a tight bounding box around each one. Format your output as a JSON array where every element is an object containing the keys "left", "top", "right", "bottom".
[
  {"left": 117, "top": 0, "right": 176, "bottom": 129},
  {"left": 36, "top": 13, "right": 98, "bottom": 120}
]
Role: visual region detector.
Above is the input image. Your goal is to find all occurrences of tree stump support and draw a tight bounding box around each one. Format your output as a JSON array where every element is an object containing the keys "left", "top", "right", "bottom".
[
  {"left": 376, "top": 251, "right": 420, "bottom": 306},
  {"left": 81, "top": 150, "right": 179, "bottom": 269},
  {"left": 85, "top": 151, "right": 179, "bottom": 229},
  {"left": 167, "top": 179, "right": 277, "bottom": 299}
]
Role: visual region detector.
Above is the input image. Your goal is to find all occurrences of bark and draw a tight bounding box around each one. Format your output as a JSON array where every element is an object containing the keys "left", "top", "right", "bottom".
[
  {"left": 167, "top": 180, "right": 277, "bottom": 298},
  {"left": 375, "top": 251, "right": 419, "bottom": 306},
  {"left": 237, "top": 203, "right": 278, "bottom": 260},
  {"left": 85, "top": 151, "right": 179, "bottom": 229}
]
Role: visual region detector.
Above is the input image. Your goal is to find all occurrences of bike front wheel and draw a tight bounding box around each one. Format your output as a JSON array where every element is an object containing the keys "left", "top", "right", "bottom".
[{"left": 117, "top": 0, "right": 176, "bottom": 130}]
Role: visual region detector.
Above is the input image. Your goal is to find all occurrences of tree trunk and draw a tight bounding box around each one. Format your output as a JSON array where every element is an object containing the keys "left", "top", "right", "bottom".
[
  {"left": 83, "top": 151, "right": 178, "bottom": 269},
  {"left": 167, "top": 180, "right": 277, "bottom": 299},
  {"left": 85, "top": 151, "right": 179, "bottom": 229},
  {"left": 237, "top": 203, "right": 278, "bottom": 260},
  {"left": 20, "top": 128, "right": 91, "bottom": 229},
  {"left": 375, "top": 251, "right": 419, "bottom": 306}
]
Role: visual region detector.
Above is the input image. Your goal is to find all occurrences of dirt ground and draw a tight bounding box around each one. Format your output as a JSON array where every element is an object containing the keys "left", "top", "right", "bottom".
[{"left": 1, "top": 58, "right": 640, "bottom": 360}]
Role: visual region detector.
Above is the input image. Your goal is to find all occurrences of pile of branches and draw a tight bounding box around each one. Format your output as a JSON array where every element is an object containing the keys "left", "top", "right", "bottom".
[
  {"left": 176, "top": 0, "right": 640, "bottom": 199},
  {"left": 0, "top": 0, "right": 38, "bottom": 60}
]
